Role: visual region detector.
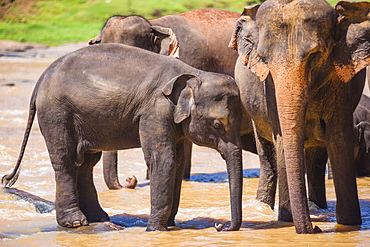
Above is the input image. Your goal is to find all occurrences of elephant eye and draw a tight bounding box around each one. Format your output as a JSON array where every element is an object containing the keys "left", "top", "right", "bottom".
[
  {"left": 215, "top": 95, "right": 223, "bottom": 101},
  {"left": 212, "top": 119, "right": 223, "bottom": 129},
  {"left": 307, "top": 51, "right": 321, "bottom": 67},
  {"left": 242, "top": 36, "right": 254, "bottom": 45}
]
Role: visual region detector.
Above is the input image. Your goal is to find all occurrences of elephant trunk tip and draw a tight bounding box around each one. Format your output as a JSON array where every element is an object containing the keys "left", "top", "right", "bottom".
[
  {"left": 214, "top": 223, "right": 225, "bottom": 232},
  {"left": 214, "top": 222, "right": 241, "bottom": 232},
  {"left": 2, "top": 171, "right": 20, "bottom": 188},
  {"left": 122, "top": 175, "right": 138, "bottom": 189}
]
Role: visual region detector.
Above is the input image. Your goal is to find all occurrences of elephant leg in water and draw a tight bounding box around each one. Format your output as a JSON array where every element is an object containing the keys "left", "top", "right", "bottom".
[
  {"left": 231, "top": 1, "right": 370, "bottom": 233},
  {"left": 102, "top": 139, "right": 192, "bottom": 189}
]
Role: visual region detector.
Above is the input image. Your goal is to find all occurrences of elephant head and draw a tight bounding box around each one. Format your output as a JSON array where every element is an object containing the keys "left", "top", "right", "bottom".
[
  {"left": 162, "top": 73, "right": 243, "bottom": 230},
  {"left": 89, "top": 15, "right": 179, "bottom": 58},
  {"left": 230, "top": 0, "right": 370, "bottom": 233},
  {"left": 354, "top": 121, "right": 370, "bottom": 176}
]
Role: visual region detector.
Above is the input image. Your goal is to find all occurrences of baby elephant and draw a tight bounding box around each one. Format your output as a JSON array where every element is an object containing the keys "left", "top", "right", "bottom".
[{"left": 2, "top": 44, "right": 243, "bottom": 231}]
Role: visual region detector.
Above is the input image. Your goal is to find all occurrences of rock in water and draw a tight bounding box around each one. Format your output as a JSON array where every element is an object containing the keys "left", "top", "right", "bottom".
[{"left": 2, "top": 187, "right": 55, "bottom": 213}]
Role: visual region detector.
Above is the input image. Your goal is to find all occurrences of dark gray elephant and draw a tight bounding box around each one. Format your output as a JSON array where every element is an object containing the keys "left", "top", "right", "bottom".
[
  {"left": 89, "top": 9, "right": 256, "bottom": 188},
  {"left": 354, "top": 94, "right": 370, "bottom": 176},
  {"left": 2, "top": 44, "right": 243, "bottom": 231},
  {"left": 328, "top": 94, "right": 370, "bottom": 178},
  {"left": 230, "top": 0, "right": 370, "bottom": 234}
]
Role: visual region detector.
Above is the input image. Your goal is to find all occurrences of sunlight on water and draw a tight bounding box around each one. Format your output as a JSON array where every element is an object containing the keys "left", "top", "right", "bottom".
[{"left": 0, "top": 57, "right": 370, "bottom": 246}]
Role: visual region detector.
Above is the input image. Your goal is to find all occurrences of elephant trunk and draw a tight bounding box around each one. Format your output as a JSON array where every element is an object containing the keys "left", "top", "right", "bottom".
[
  {"left": 273, "top": 65, "right": 315, "bottom": 234},
  {"left": 217, "top": 139, "right": 243, "bottom": 231}
]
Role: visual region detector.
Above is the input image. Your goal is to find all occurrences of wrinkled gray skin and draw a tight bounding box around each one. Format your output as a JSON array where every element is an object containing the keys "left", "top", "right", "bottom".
[
  {"left": 2, "top": 44, "right": 243, "bottom": 231},
  {"left": 89, "top": 9, "right": 256, "bottom": 188},
  {"left": 231, "top": 0, "right": 370, "bottom": 233}
]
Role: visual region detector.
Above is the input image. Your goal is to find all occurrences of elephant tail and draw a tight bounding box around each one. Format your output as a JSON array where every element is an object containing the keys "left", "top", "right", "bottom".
[{"left": 2, "top": 86, "right": 38, "bottom": 188}]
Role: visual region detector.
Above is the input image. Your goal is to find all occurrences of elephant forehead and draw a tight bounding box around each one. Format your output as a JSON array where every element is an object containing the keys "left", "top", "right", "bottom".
[
  {"left": 200, "top": 77, "right": 239, "bottom": 96},
  {"left": 257, "top": 0, "right": 334, "bottom": 29}
]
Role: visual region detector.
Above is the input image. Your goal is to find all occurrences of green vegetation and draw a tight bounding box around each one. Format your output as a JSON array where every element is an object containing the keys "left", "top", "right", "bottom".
[{"left": 0, "top": 0, "right": 365, "bottom": 46}]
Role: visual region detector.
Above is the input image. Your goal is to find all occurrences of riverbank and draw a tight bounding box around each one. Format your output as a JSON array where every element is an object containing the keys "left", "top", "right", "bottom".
[{"left": 0, "top": 40, "right": 87, "bottom": 58}]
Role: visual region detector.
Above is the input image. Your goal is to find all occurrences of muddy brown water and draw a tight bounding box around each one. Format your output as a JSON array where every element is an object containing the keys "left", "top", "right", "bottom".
[{"left": 0, "top": 56, "right": 370, "bottom": 246}]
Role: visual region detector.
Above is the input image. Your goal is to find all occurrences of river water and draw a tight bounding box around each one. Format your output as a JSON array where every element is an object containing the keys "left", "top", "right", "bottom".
[{"left": 0, "top": 56, "right": 369, "bottom": 246}]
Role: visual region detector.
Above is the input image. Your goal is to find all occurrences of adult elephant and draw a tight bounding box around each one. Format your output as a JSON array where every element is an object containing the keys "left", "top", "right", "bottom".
[
  {"left": 89, "top": 9, "right": 240, "bottom": 76},
  {"left": 230, "top": 0, "right": 370, "bottom": 234},
  {"left": 89, "top": 9, "right": 256, "bottom": 188},
  {"left": 3, "top": 44, "right": 243, "bottom": 231}
]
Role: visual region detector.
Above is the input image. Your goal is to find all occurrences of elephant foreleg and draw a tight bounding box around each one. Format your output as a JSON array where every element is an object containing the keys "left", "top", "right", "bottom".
[
  {"left": 275, "top": 134, "right": 293, "bottom": 222},
  {"left": 305, "top": 146, "right": 328, "bottom": 209},
  {"left": 326, "top": 111, "right": 361, "bottom": 225},
  {"left": 167, "top": 139, "right": 186, "bottom": 226},
  {"left": 140, "top": 122, "right": 177, "bottom": 231},
  {"left": 255, "top": 134, "right": 277, "bottom": 209}
]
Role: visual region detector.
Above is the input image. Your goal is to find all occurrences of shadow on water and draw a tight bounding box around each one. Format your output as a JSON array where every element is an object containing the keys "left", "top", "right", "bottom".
[
  {"left": 189, "top": 169, "right": 260, "bottom": 183},
  {"left": 3, "top": 176, "right": 370, "bottom": 237},
  {"left": 2, "top": 200, "right": 369, "bottom": 237},
  {"left": 134, "top": 169, "right": 260, "bottom": 187}
]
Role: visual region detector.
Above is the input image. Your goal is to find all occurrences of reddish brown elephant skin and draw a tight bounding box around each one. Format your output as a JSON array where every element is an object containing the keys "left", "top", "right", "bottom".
[{"left": 231, "top": 0, "right": 370, "bottom": 233}]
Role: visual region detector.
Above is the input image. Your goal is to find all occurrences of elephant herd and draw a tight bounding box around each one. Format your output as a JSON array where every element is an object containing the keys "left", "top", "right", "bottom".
[{"left": 3, "top": 0, "right": 370, "bottom": 235}]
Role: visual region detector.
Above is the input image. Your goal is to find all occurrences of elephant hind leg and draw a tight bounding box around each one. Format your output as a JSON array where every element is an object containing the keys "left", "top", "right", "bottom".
[
  {"left": 42, "top": 126, "right": 88, "bottom": 227},
  {"left": 78, "top": 152, "right": 109, "bottom": 223},
  {"left": 255, "top": 135, "right": 277, "bottom": 210},
  {"left": 167, "top": 140, "right": 187, "bottom": 226},
  {"left": 53, "top": 158, "right": 89, "bottom": 228}
]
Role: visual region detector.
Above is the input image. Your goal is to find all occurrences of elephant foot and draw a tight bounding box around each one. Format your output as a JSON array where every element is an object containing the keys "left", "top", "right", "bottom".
[
  {"left": 82, "top": 207, "right": 109, "bottom": 223},
  {"left": 87, "top": 211, "right": 110, "bottom": 223},
  {"left": 122, "top": 175, "right": 138, "bottom": 189},
  {"left": 214, "top": 223, "right": 240, "bottom": 231},
  {"left": 256, "top": 194, "right": 275, "bottom": 210},
  {"left": 79, "top": 200, "right": 110, "bottom": 224},
  {"left": 167, "top": 218, "right": 176, "bottom": 227},
  {"left": 57, "top": 209, "right": 89, "bottom": 228},
  {"left": 337, "top": 216, "right": 362, "bottom": 226},
  {"left": 145, "top": 224, "right": 168, "bottom": 231},
  {"left": 278, "top": 208, "right": 293, "bottom": 222},
  {"left": 215, "top": 223, "right": 224, "bottom": 232}
]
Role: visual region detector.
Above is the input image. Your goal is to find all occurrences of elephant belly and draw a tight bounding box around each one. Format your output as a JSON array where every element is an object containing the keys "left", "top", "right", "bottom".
[{"left": 87, "top": 125, "right": 142, "bottom": 151}]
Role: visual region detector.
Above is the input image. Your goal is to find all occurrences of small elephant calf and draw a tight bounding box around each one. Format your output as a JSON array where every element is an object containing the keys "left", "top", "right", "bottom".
[{"left": 3, "top": 44, "right": 243, "bottom": 231}]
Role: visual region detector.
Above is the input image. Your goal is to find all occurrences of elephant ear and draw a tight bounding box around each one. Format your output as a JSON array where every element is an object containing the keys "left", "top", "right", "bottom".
[
  {"left": 162, "top": 74, "right": 201, "bottom": 124},
  {"left": 356, "top": 121, "right": 370, "bottom": 153},
  {"left": 88, "top": 34, "right": 102, "bottom": 45},
  {"left": 229, "top": 4, "right": 269, "bottom": 82},
  {"left": 151, "top": 26, "right": 180, "bottom": 58},
  {"left": 334, "top": 1, "right": 370, "bottom": 82}
]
